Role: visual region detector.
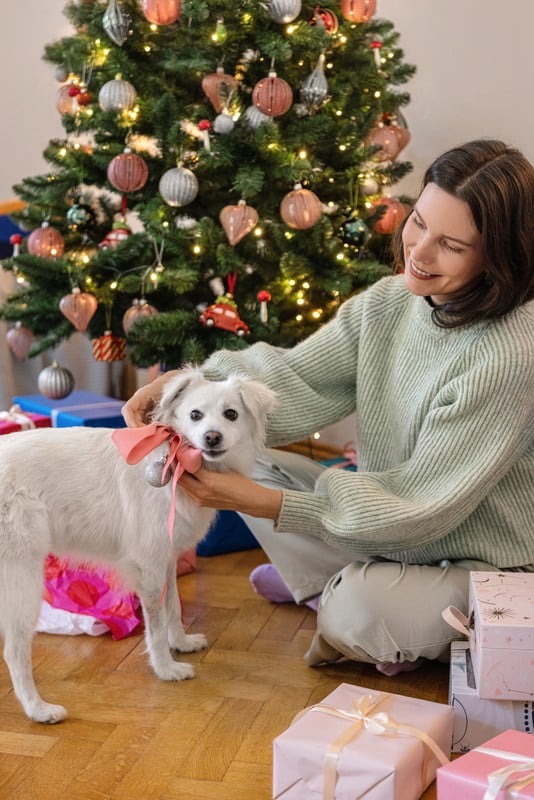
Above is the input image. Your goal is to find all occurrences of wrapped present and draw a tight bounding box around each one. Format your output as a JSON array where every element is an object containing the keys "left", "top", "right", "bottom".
[
  {"left": 443, "top": 572, "right": 534, "bottom": 701},
  {"left": 449, "top": 641, "right": 534, "bottom": 754},
  {"left": 273, "top": 682, "right": 453, "bottom": 800},
  {"left": 43, "top": 554, "right": 140, "bottom": 640},
  {"left": 197, "top": 510, "right": 259, "bottom": 556},
  {"left": 0, "top": 404, "right": 51, "bottom": 434},
  {"left": 436, "top": 729, "right": 534, "bottom": 799},
  {"left": 13, "top": 390, "right": 126, "bottom": 428}
]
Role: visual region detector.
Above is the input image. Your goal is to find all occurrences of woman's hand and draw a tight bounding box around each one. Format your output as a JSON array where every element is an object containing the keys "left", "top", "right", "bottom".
[
  {"left": 122, "top": 371, "right": 179, "bottom": 427},
  {"left": 178, "top": 467, "right": 283, "bottom": 521}
]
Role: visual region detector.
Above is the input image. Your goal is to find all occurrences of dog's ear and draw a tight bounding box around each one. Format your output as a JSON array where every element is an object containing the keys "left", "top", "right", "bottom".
[
  {"left": 151, "top": 366, "right": 203, "bottom": 423},
  {"left": 232, "top": 376, "right": 277, "bottom": 422}
]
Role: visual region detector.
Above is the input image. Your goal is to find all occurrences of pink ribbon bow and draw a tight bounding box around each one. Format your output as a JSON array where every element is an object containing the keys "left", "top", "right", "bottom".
[{"left": 112, "top": 423, "right": 202, "bottom": 577}]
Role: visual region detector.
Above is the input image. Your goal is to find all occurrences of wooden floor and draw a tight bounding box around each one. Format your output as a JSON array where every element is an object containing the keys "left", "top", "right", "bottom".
[{"left": 0, "top": 548, "right": 449, "bottom": 799}]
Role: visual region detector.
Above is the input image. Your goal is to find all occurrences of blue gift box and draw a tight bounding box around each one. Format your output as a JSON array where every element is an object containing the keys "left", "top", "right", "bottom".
[
  {"left": 197, "top": 511, "right": 259, "bottom": 556},
  {"left": 13, "top": 390, "right": 126, "bottom": 428}
]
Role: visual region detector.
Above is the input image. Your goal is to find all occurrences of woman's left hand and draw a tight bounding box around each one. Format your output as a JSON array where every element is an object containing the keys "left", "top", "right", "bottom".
[{"left": 178, "top": 467, "right": 282, "bottom": 521}]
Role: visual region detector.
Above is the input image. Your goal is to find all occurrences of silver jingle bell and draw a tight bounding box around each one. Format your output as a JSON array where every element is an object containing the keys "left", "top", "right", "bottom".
[{"left": 145, "top": 456, "right": 171, "bottom": 487}]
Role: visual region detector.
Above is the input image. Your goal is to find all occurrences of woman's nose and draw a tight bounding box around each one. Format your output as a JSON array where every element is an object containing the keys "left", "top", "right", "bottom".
[{"left": 411, "top": 234, "right": 434, "bottom": 265}]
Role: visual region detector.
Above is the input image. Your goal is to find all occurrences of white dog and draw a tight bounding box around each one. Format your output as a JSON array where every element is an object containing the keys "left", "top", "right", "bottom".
[{"left": 0, "top": 368, "right": 276, "bottom": 723}]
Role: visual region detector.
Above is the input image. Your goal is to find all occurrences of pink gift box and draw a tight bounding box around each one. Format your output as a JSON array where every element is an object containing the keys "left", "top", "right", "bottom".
[
  {"left": 272, "top": 682, "right": 453, "bottom": 800},
  {"left": 437, "top": 729, "right": 534, "bottom": 799},
  {"left": 0, "top": 409, "right": 51, "bottom": 434},
  {"left": 469, "top": 572, "right": 534, "bottom": 700}
]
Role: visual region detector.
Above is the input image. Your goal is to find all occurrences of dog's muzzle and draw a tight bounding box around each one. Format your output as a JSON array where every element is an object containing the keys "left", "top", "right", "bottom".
[{"left": 202, "top": 430, "right": 226, "bottom": 458}]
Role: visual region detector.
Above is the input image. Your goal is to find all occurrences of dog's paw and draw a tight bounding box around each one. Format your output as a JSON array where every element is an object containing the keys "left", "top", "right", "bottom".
[
  {"left": 30, "top": 702, "right": 68, "bottom": 724},
  {"left": 170, "top": 632, "right": 208, "bottom": 653},
  {"left": 154, "top": 661, "right": 195, "bottom": 681}
]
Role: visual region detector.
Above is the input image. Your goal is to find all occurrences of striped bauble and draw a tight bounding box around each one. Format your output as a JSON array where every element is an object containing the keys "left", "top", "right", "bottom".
[
  {"left": 158, "top": 166, "right": 198, "bottom": 207},
  {"left": 107, "top": 151, "right": 149, "bottom": 193},
  {"left": 98, "top": 78, "right": 137, "bottom": 112},
  {"left": 37, "top": 361, "right": 75, "bottom": 400}
]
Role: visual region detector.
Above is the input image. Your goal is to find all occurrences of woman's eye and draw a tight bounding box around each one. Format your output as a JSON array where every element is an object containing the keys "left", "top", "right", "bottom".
[
  {"left": 190, "top": 409, "right": 203, "bottom": 421},
  {"left": 413, "top": 215, "right": 425, "bottom": 229},
  {"left": 442, "top": 240, "right": 463, "bottom": 254},
  {"left": 224, "top": 409, "right": 238, "bottom": 421}
]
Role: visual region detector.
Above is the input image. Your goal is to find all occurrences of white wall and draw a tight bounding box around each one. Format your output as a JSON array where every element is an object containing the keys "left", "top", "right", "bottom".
[{"left": 1, "top": 1, "right": 533, "bottom": 440}]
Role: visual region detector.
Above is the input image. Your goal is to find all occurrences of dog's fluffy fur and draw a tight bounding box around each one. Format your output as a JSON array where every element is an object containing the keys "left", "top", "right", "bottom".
[{"left": 0, "top": 368, "right": 276, "bottom": 723}]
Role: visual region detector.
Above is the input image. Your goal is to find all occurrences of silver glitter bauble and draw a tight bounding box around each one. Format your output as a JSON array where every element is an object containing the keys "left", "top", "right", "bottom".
[
  {"left": 145, "top": 456, "right": 170, "bottom": 487},
  {"left": 361, "top": 176, "right": 380, "bottom": 196},
  {"left": 268, "top": 0, "right": 302, "bottom": 23},
  {"left": 159, "top": 166, "right": 199, "bottom": 207},
  {"left": 37, "top": 360, "right": 75, "bottom": 400},
  {"left": 103, "top": 0, "right": 131, "bottom": 47},
  {"left": 213, "top": 113, "right": 235, "bottom": 134}
]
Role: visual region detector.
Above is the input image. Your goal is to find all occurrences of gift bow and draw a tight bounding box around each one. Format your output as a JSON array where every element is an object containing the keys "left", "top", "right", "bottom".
[
  {"left": 476, "top": 746, "right": 534, "bottom": 800},
  {"left": 112, "top": 423, "right": 202, "bottom": 600},
  {"left": 291, "top": 692, "right": 449, "bottom": 800},
  {"left": 0, "top": 404, "right": 36, "bottom": 430}
]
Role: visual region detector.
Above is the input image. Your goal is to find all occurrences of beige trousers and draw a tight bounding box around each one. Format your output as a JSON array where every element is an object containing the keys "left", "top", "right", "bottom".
[{"left": 241, "top": 449, "right": 502, "bottom": 667}]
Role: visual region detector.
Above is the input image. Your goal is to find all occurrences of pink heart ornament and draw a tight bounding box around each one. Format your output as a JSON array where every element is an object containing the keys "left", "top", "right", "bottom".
[{"left": 220, "top": 201, "right": 259, "bottom": 246}]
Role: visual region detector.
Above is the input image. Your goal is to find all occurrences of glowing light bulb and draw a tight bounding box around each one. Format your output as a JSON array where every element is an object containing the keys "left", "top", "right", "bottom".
[
  {"left": 336, "top": 253, "right": 345, "bottom": 261},
  {"left": 254, "top": 227, "right": 263, "bottom": 236},
  {"left": 296, "top": 314, "right": 303, "bottom": 321},
  {"left": 302, "top": 281, "right": 310, "bottom": 289},
  {"left": 313, "top": 432, "right": 321, "bottom": 439},
  {"left": 58, "top": 148, "right": 67, "bottom": 157},
  {"left": 150, "top": 23, "right": 157, "bottom": 31},
  {"left": 297, "top": 298, "right": 305, "bottom": 306},
  {"left": 193, "top": 244, "right": 201, "bottom": 254},
  {"left": 298, "top": 150, "right": 307, "bottom": 159}
]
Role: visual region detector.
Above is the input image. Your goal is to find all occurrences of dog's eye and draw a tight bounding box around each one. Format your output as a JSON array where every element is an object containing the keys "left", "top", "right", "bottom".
[
  {"left": 190, "top": 410, "right": 203, "bottom": 421},
  {"left": 224, "top": 409, "right": 238, "bottom": 421}
]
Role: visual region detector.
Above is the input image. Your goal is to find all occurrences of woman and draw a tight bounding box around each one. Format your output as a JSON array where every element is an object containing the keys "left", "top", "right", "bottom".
[{"left": 123, "top": 140, "right": 534, "bottom": 674}]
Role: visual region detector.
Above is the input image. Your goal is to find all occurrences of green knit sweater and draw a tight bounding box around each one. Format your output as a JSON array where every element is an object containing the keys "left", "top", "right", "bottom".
[{"left": 204, "top": 275, "right": 534, "bottom": 568}]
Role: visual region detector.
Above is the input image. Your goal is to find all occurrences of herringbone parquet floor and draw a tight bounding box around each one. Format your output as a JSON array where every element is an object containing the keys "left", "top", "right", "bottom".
[{"left": 0, "top": 547, "right": 449, "bottom": 799}]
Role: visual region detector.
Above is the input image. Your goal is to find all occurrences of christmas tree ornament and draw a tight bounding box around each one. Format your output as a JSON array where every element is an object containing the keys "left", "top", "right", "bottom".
[
  {"left": 37, "top": 360, "right": 75, "bottom": 400},
  {"left": 6, "top": 322, "right": 32, "bottom": 360},
  {"left": 369, "top": 196, "right": 407, "bottom": 234},
  {"left": 361, "top": 174, "right": 380, "bottom": 195},
  {"left": 257, "top": 290, "right": 272, "bottom": 323},
  {"left": 77, "top": 90, "right": 92, "bottom": 106},
  {"left": 56, "top": 84, "right": 79, "bottom": 116},
  {"left": 102, "top": 0, "right": 131, "bottom": 46},
  {"left": 55, "top": 65, "right": 69, "bottom": 82},
  {"left": 201, "top": 67, "right": 238, "bottom": 114},
  {"left": 213, "top": 112, "right": 235, "bottom": 134},
  {"left": 159, "top": 165, "right": 199, "bottom": 207},
  {"left": 365, "top": 124, "right": 401, "bottom": 162},
  {"left": 66, "top": 201, "right": 96, "bottom": 231},
  {"left": 9, "top": 233, "right": 23, "bottom": 257},
  {"left": 220, "top": 200, "right": 259, "bottom": 246},
  {"left": 68, "top": 85, "right": 81, "bottom": 98},
  {"left": 392, "top": 122, "right": 411, "bottom": 155},
  {"left": 310, "top": 6, "right": 339, "bottom": 34},
  {"left": 199, "top": 300, "right": 250, "bottom": 336},
  {"left": 99, "top": 220, "right": 132, "bottom": 249},
  {"left": 370, "top": 39, "right": 383, "bottom": 69},
  {"left": 300, "top": 53, "right": 329, "bottom": 110},
  {"left": 340, "top": 212, "right": 369, "bottom": 246},
  {"left": 280, "top": 184, "right": 322, "bottom": 229},
  {"left": 145, "top": 455, "right": 171, "bottom": 487},
  {"left": 339, "top": 0, "right": 376, "bottom": 23},
  {"left": 253, "top": 70, "right": 293, "bottom": 117},
  {"left": 122, "top": 298, "right": 159, "bottom": 334},
  {"left": 98, "top": 77, "right": 137, "bottom": 112},
  {"left": 92, "top": 331, "right": 127, "bottom": 361},
  {"left": 141, "top": 0, "right": 181, "bottom": 26},
  {"left": 212, "top": 18, "right": 227, "bottom": 44},
  {"left": 59, "top": 287, "right": 98, "bottom": 332},
  {"left": 198, "top": 119, "right": 212, "bottom": 152},
  {"left": 107, "top": 150, "right": 149, "bottom": 193},
  {"left": 27, "top": 222, "right": 65, "bottom": 258},
  {"left": 242, "top": 105, "right": 272, "bottom": 128},
  {"left": 268, "top": 0, "right": 302, "bottom": 24}
]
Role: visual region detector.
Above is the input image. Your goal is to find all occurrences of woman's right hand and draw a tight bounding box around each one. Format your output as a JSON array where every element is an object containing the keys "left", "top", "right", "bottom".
[{"left": 121, "top": 371, "right": 177, "bottom": 427}]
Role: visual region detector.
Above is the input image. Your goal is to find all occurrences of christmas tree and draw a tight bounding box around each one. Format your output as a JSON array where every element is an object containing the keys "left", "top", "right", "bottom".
[{"left": 1, "top": 0, "right": 415, "bottom": 370}]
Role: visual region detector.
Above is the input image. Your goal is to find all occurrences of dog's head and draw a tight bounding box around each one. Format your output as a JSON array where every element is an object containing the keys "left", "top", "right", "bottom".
[{"left": 152, "top": 367, "right": 277, "bottom": 474}]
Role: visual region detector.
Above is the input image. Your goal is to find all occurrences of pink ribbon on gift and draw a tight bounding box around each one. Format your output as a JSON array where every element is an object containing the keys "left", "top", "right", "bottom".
[
  {"left": 330, "top": 440, "right": 358, "bottom": 469},
  {"left": 475, "top": 746, "right": 534, "bottom": 800},
  {"left": 0, "top": 404, "right": 36, "bottom": 430},
  {"left": 290, "top": 691, "right": 450, "bottom": 800},
  {"left": 112, "top": 423, "right": 202, "bottom": 600}
]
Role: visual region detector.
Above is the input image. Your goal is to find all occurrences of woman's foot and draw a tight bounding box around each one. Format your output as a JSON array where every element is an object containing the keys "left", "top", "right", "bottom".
[
  {"left": 375, "top": 657, "right": 427, "bottom": 676},
  {"left": 249, "top": 564, "right": 320, "bottom": 610}
]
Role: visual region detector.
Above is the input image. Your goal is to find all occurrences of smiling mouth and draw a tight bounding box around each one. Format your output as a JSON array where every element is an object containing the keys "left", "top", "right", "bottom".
[
  {"left": 409, "top": 259, "right": 438, "bottom": 279},
  {"left": 202, "top": 449, "right": 227, "bottom": 458}
]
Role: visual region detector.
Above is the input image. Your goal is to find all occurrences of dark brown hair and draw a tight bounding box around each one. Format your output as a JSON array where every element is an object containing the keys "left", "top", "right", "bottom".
[{"left": 393, "top": 139, "right": 534, "bottom": 327}]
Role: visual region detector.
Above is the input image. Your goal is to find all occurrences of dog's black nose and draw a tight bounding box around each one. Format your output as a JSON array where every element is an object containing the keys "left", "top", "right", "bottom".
[{"left": 204, "top": 430, "right": 222, "bottom": 448}]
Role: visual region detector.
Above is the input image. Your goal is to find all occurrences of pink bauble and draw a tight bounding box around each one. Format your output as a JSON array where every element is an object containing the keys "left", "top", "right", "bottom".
[
  {"left": 339, "top": 0, "right": 376, "bottom": 23},
  {"left": 365, "top": 125, "right": 402, "bottom": 162},
  {"left": 59, "top": 288, "right": 98, "bottom": 332},
  {"left": 252, "top": 72, "right": 293, "bottom": 117},
  {"left": 107, "top": 152, "right": 149, "bottom": 193},
  {"left": 220, "top": 201, "right": 259, "bottom": 246},
  {"left": 280, "top": 185, "right": 322, "bottom": 230},
  {"left": 27, "top": 223, "right": 65, "bottom": 258},
  {"left": 392, "top": 123, "right": 411, "bottom": 155},
  {"left": 122, "top": 299, "right": 158, "bottom": 334},
  {"left": 56, "top": 84, "right": 78, "bottom": 116},
  {"left": 141, "top": 0, "right": 181, "bottom": 25},
  {"left": 6, "top": 322, "right": 32, "bottom": 360},
  {"left": 202, "top": 68, "right": 238, "bottom": 113},
  {"left": 370, "top": 197, "right": 407, "bottom": 235}
]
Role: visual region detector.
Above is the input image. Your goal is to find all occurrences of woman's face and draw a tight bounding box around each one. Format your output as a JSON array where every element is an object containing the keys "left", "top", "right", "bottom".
[{"left": 402, "top": 182, "right": 484, "bottom": 305}]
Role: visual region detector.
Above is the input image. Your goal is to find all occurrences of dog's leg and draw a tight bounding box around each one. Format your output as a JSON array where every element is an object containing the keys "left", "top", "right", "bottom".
[
  {"left": 165, "top": 563, "right": 207, "bottom": 653},
  {"left": 138, "top": 577, "right": 197, "bottom": 682},
  {"left": 1, "top": 562, "right": 67, "bottom": 724}
]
